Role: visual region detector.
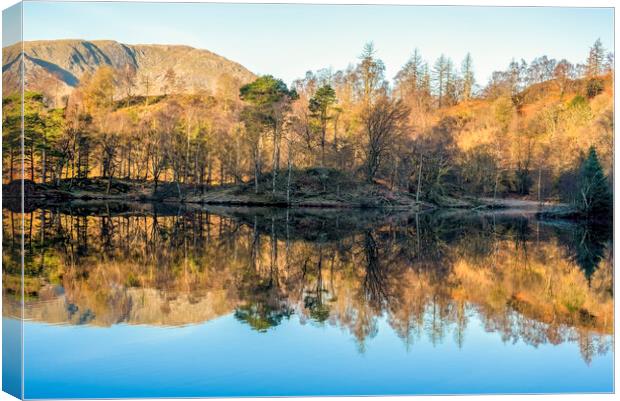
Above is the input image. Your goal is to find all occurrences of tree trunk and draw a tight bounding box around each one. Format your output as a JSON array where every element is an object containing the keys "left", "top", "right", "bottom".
[
  {"left": 207, "top": 159, "right": 212, "bottom": 188},
  {"left": 186, "top": 118, "right": 191, "bottom": 184},
  {"left": 143, "top": 156, "right": 149, "bottom": 181},
  {"left": 272, "top": 127, "right": 279, "bottom": 196},
  {"left": 254, "top": 149, "right": 260, "bottom": 195},
  {"left": 220, "top": 159, "right": 225, "bottom": 186},
  {"left": 321, "top": 122, "right": 326, "bottom": 167},
  {"left": 41, "top": 146, "right": 46, "bottom": 184},
  {"left": 286, "top": 142, "right": 292, "bottom": 204},
  {"left": 333, "top": 114, "right": 341, "bottom": 170},
  {"left": 30, "top": 143, "right": 35, "bottom": 181},
  {"left": 174, "top": 171, "right": 182, "bottom": 200},
  {"left": 416, "top": 158, "right": 423, "bottom": 204},
  {"left": 81, "top": 146, "right": 89, "bottom": 179},
  {"left": 106, "top": 174, "right": 113, "bottom": 195},
  {"left": 235, "top": 134, "right": 241, "bottom": 184},
  {"left": 70, "top": 140, "right": 76, "bottom": 188},
  {"left": 390, "top": 158, "right": 398, "bottom": 191},
  {"left": 537, "top": 166, "right": 542, "bottom": 206},
  {"left": 127, "top": 148, "right": 132, "bottom": 180},
  {"left": 9, "top": 149, "right": 14, "bottom": 182},
  {"left": 199, "top": 165, "right": 205, "bottom": 195}
]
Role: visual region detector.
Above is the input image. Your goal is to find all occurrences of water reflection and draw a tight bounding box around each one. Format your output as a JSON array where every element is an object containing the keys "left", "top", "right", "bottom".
[{"left": 2, "top": 203, "right": 613, "bottom": 364}]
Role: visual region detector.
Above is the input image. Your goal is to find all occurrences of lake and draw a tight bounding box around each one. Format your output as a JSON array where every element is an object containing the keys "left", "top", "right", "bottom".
[{"left": 2, "top": 203, "right": 614, "bottom": 398}]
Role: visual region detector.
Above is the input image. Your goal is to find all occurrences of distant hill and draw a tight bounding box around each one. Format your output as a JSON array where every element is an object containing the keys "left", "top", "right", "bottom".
[{"left": 2, "top": 39, "right": 256, "bottom": 103}]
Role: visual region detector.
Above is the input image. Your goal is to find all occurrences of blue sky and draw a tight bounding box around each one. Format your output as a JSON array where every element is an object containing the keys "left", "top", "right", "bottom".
[{"left": 9, "top": 2, "right": 615, "bottom": 87}]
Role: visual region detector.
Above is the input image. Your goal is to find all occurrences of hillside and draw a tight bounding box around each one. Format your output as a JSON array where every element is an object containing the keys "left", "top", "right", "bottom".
[
  {"left": 2, "top": 39, "right": 256, "bottom": 103},
  {"left": 441, "top": 73, "right": 613, "bottom": 179}
]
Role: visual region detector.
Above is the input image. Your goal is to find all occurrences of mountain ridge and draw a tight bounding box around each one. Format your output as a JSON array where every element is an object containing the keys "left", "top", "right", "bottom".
[{"left": 2, "top": 39, "right": 256, "bottom": 103}]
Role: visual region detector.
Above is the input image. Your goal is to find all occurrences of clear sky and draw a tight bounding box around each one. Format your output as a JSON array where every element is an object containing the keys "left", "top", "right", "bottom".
[{"left": 10, "top": 2, "right": 615, "bottom": 87}]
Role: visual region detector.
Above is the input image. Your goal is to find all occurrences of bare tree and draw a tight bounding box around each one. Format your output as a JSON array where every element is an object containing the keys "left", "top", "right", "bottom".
[{"left": 362, "top": 96, "right": 409, "bottom": 182}]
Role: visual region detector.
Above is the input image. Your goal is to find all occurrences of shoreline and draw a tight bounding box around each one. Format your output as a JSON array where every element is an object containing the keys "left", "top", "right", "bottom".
[
  {"left": 3, "top": 190, "right": 579, "bottom": 216},
  {"left": 4, "top": 178, "right": 609, "bottom": 224}
]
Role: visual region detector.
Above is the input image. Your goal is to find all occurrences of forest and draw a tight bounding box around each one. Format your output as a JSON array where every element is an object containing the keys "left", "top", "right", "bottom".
[{"left": 2, "top": 39, "right": 614, "bottom": 217}]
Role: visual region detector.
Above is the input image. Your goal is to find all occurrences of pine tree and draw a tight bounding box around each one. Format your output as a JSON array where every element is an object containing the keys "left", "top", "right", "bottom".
[
  {"left": 444, "top": 58, "right": 457, "bottom": 106},
  {"left": 577, "top": 146, "right": 611, "bottom": 216},
  {"left": 420, "top": 64, "right": 431, "bottom": 96},
  {"left": 357, "top": 42, "right": 385, "bottom": 106},
  {"left": 508, "top": 59, "right": 525, "bottom": 94},
  {"left": 395, "top": 48, "right": 424, "bottom": 98},
  {"left": 604, "top": 52, "right": 614, "bottom": 73},
  {"left": 433, "top": 54, "right": 449, "bottom": 108},
  {"left": 461, "top": 53, "right": 475, "bottom": 101},
  {"left": 586, "top": 39, "right": 605, "bottom": 77},
  {"left": 309, "top": 84, "right": 337, "bottom": 167}
]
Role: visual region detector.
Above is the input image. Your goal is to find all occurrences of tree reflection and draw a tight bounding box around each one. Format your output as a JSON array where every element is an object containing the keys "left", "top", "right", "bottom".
[
  {"left": 1, "top": 204, "right": 613, "bottom": 362},
  {"left": 234, "top": 302, "right": 293, "bottom": 332},
  {"left": 556, "top": 221, "right": 612, "bottom": 281}
]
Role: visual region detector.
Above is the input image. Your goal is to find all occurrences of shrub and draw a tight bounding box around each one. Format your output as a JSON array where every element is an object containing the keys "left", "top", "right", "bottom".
[{"left": 586, "top": 78, "right": 604, "bottom": 98}]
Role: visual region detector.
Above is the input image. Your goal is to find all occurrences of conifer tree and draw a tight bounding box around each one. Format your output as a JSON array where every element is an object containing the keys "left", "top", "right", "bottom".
[
  {"left": 433, "top": 55, "right": 449, "bottom": 108},
  {"left": 586, "top": 38, "right": 605, "bottom": 77},
  {"left": 577, "top": 146, "right": 611, "bottom": 216},
  {"left": 395, "top": 48, "right": 424, "bottom": 98},
  {"left": 461, "top": 53, "right": 475, "bottom": 101},
  {"left": 309, "top": 84, "right": 337, "bottom": 167}
]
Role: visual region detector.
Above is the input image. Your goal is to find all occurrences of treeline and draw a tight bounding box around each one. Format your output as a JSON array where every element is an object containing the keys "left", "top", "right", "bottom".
[{"left": 2, "top": 39, "right": 614, "bottom": 212}]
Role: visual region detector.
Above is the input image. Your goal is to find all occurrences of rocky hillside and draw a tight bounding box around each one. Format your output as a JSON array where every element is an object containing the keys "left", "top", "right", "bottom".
[{"left": 2, "top": 39, "right": 256, "bottom": 103}]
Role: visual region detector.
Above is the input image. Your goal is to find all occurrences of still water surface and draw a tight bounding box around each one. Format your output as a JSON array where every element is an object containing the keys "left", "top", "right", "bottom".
[{"left": 2, "top": 203, "right": 614, "bottom": 398}]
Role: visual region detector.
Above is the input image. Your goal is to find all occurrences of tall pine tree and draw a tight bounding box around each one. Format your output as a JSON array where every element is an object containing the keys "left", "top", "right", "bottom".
[
  {"left": 577, "top": 146, "right": 611, "bottom": 216},
  {"left": 586, "top": 38, "right": 605, "bottom": 77},
  {"left": 461, "top": 53, "right": 475, "bottom": 101}
]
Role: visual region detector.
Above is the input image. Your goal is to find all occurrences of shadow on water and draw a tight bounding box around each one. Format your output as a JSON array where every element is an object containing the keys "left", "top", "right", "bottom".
[{"left": 1, "top": 201, "right": 613, "bottom": 363}]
